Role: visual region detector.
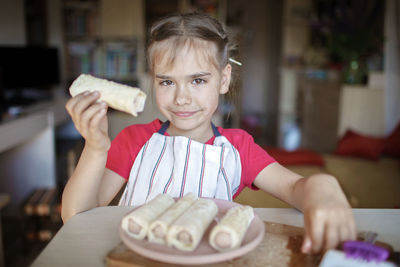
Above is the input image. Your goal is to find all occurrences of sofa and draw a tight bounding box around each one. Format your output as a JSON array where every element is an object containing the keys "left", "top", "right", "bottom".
[
  {"left": 234, "top": 125, "right": 400, "bottom": 209},
  {"left": 234, "top": 154, "right": 400, "bottom": 208}
]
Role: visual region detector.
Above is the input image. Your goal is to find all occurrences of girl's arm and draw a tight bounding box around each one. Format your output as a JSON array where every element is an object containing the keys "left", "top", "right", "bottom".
[
  {"left": 61, "top": 91, "right": 125, "bottom": 223},
  {"left": 253, "top": 162, "right": 356, "bottom": 254},
  {"left": 61, "top": 147, "right": 126, "bottom": 223}
]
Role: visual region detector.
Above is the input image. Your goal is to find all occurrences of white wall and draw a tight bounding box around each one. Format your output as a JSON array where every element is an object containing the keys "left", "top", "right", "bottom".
[
  {"left": 241, "top": 1, "right": 269, "bottom": 114},
  {"left": 384, "top": 0, "right": 400, "bottom": 134},
  {"left": 0, "top": 0, "right": 26, "bottom": 45},
  {"left": 240, "top": 0, "right": 283, "bottom": 144},
  {"left": 240, "top": 0, "right": 312, "bottom": 122},
  {"left": 47, "top": 0, "right": 67, "bottom": 85}
]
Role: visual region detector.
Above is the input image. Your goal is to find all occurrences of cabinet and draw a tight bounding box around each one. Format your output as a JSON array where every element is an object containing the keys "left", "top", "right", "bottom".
[
  {"left": 279, "top": 69, "right": 341, "bottom": 153},
  {"left": 297, "top": 76, "right": 341, "bottom": 153},
  {"left": 0, "top": 97, "right": 70, "bottom": 213}
]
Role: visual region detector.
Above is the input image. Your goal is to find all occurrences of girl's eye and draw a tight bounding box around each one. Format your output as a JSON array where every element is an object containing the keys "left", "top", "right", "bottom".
[
  {"left": 160, "top": 80, "right": 173, "bottom": 86},
  {"left": 192, "top": 78, "right": 206, "bottom": 85}
]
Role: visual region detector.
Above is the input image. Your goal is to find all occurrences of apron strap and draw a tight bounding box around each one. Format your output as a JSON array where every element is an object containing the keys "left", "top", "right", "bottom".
[
  {"left": 158, "top": 121, "right": 222, "bottom": 137},
  {"left": 211, "top": 123, "right": 221, "bottom": 136},
  {"left": 158, "top": 120, "right": 170, "bottom": 134}
]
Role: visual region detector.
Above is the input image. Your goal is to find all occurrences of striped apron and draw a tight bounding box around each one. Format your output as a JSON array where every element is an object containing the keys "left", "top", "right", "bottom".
[{"left": 118, "top": 121, "right": 242, "bottom": 207}]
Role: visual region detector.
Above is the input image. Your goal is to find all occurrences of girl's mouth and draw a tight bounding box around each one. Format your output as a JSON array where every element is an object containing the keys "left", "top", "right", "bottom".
[{"left": 173, "top": 111, "right": 197, "bottom": 118}]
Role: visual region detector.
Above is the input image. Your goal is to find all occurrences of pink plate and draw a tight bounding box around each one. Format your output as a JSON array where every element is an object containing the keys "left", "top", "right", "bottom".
[{"left": 119, "top": 198, "right": 265, "bottom": 265}]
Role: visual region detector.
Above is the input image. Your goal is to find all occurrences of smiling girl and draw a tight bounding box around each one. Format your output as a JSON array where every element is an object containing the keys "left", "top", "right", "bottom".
[{"left": 62, "top": 12, "right": 356, "bottom": 254}]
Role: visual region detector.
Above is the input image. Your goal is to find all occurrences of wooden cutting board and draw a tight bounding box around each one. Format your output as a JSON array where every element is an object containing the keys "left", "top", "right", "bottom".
[{"left": 106, "top": 221, "right": 323, "bottom": 267}]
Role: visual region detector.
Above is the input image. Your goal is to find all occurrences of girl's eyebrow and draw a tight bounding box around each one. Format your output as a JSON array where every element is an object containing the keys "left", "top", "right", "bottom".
[
  {"left": 155, "top": 74, "right": 171, "bottom": 79},
  {"left": 189, "top": 72, "right": 211, "bottom": 79},
  {"left": 155, "top": 72, "right": 211, "bottom": 80}
]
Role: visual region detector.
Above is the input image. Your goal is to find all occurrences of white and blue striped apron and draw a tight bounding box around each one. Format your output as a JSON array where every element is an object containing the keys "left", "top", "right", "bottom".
[{"left": 118, "top": 121, "right": 242, "bottom": 207}]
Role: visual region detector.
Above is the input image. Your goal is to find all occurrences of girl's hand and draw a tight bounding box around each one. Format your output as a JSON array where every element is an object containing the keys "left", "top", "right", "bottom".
[
  {"left": 301, "top": 176, "right": 357, "bottom": 254},
  {"left": 65, "top": 91, "right": 111, "bottom": 152},
  {"left": 249, "top": 162, "right": 357, "bottom": 255}
]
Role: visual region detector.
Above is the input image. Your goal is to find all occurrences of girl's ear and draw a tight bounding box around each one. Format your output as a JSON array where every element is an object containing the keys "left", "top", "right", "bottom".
[{"left": 219, "top": 63, "right": 231, "bottom": 94}]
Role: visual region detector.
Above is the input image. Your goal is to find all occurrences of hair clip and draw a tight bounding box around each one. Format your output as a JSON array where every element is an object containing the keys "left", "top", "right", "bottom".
[{"left": 229, "top": 58, "right": 242, "bottom": 66}]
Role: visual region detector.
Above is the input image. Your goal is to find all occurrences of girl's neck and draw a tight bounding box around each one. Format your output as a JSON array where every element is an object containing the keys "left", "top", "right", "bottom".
[{"left": 166, "top": 123, "right": 214, "bottom": 143}]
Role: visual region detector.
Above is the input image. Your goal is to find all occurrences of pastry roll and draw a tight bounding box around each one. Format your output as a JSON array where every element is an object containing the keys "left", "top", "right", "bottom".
[
  {"left": 167, "top": 198, "right": 218, "bottom": 251},
  {"left": 209, "top": 205, "right": 254, "bottom": 252},
  {"left": 148, "top": 193, "right": 197, "bottom": 245},
  {"left": 121, "top": 194, "right": 174, "bottom": 240},
  {"left": 69, "top": 74, "right": 146, "bottom": 116}
]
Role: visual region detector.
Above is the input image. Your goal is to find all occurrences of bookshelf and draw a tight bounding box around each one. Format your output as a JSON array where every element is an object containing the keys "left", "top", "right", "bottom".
[
  {"left": 65, "top": 39, "right": 140, "bottom": 85},
  {"left": 62, "top": 0, "right": 144, "bottom": 86}
]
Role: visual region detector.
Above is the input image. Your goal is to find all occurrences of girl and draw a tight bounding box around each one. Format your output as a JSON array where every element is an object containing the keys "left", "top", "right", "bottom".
[{"left": 62, "top": 12, "right": 356, "bottom": 254}]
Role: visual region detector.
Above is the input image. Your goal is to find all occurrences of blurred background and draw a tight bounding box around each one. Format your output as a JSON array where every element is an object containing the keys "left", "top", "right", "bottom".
[{"left": 0, "top": 0, "right": 399, "bottom": 266}]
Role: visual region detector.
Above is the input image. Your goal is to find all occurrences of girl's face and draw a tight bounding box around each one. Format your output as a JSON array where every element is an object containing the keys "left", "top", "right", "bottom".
[{"left": 153, "top": 40, "right": 231, "bottom": 141}]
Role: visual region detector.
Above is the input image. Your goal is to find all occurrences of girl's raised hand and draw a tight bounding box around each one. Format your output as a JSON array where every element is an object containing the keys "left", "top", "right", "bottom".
[
  {"left": 300, "top": 176, "right": 357, "bottom": 254},
  {"left": 65, "top": 91, "right": 111, "bottom": 152}
]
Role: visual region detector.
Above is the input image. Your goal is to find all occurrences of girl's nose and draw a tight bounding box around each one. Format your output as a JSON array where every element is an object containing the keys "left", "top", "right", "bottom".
[{"left": 174, "top": 86, "right": 192, "bottom": 106}]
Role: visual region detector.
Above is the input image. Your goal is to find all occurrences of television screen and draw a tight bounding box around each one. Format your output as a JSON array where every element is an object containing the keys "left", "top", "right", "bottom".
[{"left": 0, "top": 46, "right": 60, "bottom": 89}]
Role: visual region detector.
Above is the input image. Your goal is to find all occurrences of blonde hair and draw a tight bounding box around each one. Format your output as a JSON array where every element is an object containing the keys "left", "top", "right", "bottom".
[{"left": 147, "top": 12, "right": 239, "bottom": 101}]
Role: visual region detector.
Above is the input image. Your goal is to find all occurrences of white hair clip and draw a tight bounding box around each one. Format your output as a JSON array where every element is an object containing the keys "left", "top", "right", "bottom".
[{"left": 229, "top": 58, "right": 242, "bottom": 66}]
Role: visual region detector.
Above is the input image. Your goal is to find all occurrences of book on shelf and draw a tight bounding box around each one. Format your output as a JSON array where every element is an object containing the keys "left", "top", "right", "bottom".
[
  {"left": 67, "top": 42, "right": 99, "bottom": 77},
  {"left": 66, "top": 40, "right": 139, "bottom": 83},
  {"left": 63, "top": 0, "right": 99, "bottom": 38},
  {"left": 62, "top": 1, "right": 141, "bottom": 83},
  {"left": 23, "top": 187, "right": 62, "bottom": 242},
  {"left": 23, "top": 187, "right": 61, "bottom": 218},
  {"left": 37, "top": 218, "right": 61, "bottom": 241},
  {"left": 37, "top": 188, "right": 58, "bottom": 216},
  {"left": 25, "top": 216, "right": 62, "bottom": 242},
  {"left": 102, "top": 41, "right": 138, "bottom": 80},
  {"left": 24, "top": 188, "right": 46, "bottom": 216}
]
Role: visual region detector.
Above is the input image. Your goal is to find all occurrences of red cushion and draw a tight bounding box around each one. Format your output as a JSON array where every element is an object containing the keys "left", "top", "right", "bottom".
[
  {"left": 334, "top": 130, "right": 385, "bottom": 160},
  {"left": 383, "top": 122, "right": 400, "bottom": 157},
  {"left": 265, "top": 147, "right": 324, "bottom": 166}
]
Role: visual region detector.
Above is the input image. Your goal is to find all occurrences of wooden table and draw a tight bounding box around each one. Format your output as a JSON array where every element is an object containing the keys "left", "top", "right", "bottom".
[{"left": 31, "top": 207, "right": 400, "bottom": 267}]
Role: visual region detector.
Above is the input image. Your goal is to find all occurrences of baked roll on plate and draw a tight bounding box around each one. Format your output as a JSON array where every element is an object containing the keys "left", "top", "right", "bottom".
[
  {"left": 167, "top": 198, "right": 218, "bottom": 251},
  {"left": 148, "top": 193, "right": 198, "bottom": 245},
  {"left": 209, "top": 205, "right": 254, "bottom": 252},
  {"left": 121, "top": 194, "right": 175, "bottom": 240},
  {"left": 119, "top": 198, "right": 265, "bottom": 265}
]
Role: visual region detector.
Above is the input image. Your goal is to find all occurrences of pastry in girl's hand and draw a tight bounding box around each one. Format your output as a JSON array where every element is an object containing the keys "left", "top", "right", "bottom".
[
  {"left": 69, "top": 74, "right": 146, "bottom": 116},
  {"left": 167, "top": 198, "right": 218, "bottom": 251},
  {"left": 148, "top": 193, "right": 198, "bottom": 245},
  {"left": 209, "top": 205, "right": 254, "bottom": 252},
  {"left": 121, "top": 194, "right": 174, "bottom": 240}
]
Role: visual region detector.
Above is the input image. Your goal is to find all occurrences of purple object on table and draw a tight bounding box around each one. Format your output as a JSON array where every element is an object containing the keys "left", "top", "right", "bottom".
[{"left": 343, "top": 240, "right": 390, "bottom": 262}]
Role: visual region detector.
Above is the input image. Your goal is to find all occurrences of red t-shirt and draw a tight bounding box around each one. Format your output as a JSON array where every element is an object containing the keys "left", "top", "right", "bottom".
[{"left": 106, "top": 119, "right": 276, "bottom": 198}]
